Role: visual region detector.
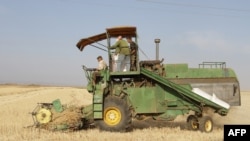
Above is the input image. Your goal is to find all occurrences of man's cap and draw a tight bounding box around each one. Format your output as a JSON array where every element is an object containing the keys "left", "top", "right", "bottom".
[
  {"left": 118, "top": 35, "right": 122, "bottom": 40},
  {"left": 126, "top": 36, "right": 132, "bottom": 40},
  {"left": 97, "top": 56, "right": 102, "bottom": 59}
]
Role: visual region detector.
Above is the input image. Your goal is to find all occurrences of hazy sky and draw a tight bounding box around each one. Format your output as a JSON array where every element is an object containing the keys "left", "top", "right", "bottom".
[{"left": 1, "top": 0, "right": 250, "bottom": 90}]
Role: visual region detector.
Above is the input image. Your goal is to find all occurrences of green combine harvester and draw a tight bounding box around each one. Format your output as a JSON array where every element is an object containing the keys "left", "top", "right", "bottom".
[{"left": 30, "top": 26, "right": 241, "bottom": 133}]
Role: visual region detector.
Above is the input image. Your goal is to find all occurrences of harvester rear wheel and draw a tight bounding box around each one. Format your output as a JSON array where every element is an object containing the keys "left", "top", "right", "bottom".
[
  {"left": 96, "top": 96, "right": 132, "bottom": 132},
  {"left": 187, "top": 115, "right": 199, "bottom": 131},
  {"left": 199, "top": 116, "right": 213, "bottom": 133}
]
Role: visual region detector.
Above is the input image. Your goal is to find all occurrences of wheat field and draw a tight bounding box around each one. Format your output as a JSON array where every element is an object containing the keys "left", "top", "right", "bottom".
[{"left": 0, "top": 84, "right": 249, "bottom": 141}]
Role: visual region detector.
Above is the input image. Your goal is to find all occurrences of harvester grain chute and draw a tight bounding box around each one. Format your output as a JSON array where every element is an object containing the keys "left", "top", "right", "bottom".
[{"left": 30, "top": 26, "right": 241, "bottom": 133}]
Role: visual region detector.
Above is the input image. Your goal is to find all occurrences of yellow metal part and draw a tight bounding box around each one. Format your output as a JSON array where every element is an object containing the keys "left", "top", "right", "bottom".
[
  {"left": 191, "top": 121, "right": 198, "bottom": 129},
  {"left": 36, "top": 108, "right": 52, "bottom": 124},
  {"left": 104, "top": 107, "right": 121, "bottom": 126},
  {"left": 204, "top": 120, "right": 213, "bottom": 132}
]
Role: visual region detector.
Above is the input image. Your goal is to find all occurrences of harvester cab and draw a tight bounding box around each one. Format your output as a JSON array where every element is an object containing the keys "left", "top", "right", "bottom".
[{"left": 76, "top": 26, "right": 166, "bottom": 93}]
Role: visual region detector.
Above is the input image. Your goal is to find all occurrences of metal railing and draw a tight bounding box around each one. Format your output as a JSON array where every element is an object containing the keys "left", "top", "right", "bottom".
[{"left": 199, "top": 62, "right": 226, "bottom": 69}]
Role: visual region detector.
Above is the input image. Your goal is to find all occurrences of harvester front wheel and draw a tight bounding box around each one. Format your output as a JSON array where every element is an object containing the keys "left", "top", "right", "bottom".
[
  {"left": 187, "top": 115, "right": 199, "bottom": 131},
  {"left": 96, "top": 96, "right": 132, "bottom": 132},
  {"left": 199, "top": 116, "right": 213, "bottom": 133}
]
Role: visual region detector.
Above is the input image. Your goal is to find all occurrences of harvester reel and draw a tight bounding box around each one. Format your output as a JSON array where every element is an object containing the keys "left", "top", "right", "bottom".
[{"left": 35, "top": 108, "right": 52, "bottom": 124}]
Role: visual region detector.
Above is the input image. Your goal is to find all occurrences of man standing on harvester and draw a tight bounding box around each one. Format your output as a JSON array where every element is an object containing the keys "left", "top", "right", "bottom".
[
  {"left": 126, "top": 37, "right": 138, "bottom": 71},
  {"left": 110, "top": 35, "right": 130, "bottom": 72}
]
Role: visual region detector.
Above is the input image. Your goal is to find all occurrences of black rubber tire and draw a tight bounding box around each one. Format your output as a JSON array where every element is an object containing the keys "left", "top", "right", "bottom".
[
  {"left": 199, "top": 116, "right": 213, "bottom": 133},
  {"left": 95, "top": 96, "right": 132, "bottom": 132},
  {"left": 187, "top": 115, "right": 199, "bottom": 131}
]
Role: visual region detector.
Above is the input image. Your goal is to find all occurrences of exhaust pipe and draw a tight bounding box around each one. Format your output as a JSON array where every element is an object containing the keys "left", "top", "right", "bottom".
[{"left": 154, "top": 38, "right": 160, "bottom": 60}]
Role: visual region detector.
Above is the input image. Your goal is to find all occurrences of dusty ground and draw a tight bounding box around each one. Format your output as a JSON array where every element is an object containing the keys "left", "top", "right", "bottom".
[{"left": 0, "top": 84, "right": 249, "bottom": 141}]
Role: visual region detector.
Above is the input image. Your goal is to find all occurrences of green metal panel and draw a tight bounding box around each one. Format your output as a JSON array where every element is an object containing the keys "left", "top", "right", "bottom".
[
  {"left": 110, "top": 71, "right": 140, "bottom": 75},
  {"left": 127, "top": 83, "right": 195, "bottom": 114},
  {"left": 86, "top": 82, "right": 93, "bottom": 92},
  {"left": 164, "top": 64, "right": 238, "bottom": 78},
  {"left": 154, "top": 84, "right": 168, "bottom": 111},
  {"left": 52, "top": 99, "right": 63, "bottom": 113},
  {"left": 165, "top": 63, "right": 188, "bottom": 73},
  {"left": 100, "top": 69, "right": 109, "bottom": 81},
  {"left": 94, "top": 111, "right": 102, "bottom": 119},
  {"left": 93, "top": 94, "right": 103, "bottom": 103},
  {"left": 155, "top": 110, "right": 187, "bottom": 121},
  {"left": 128, "top": 87, "right": 155, "bottom": 113},
  {"left": 82, "top": 104, "right": 93, "bottom": 120},
  {"left": 157, "top": 83, "right": 194, "bottom": 109},
  {"left": 82, "top": 104, "right": 93, "bottom": 114},
  {"left": 93, "top": 104, "right": 103, "bottom": 111},
  {"left": 128, "top": 87, "right": 166, "bottom": 113},
  {"left": 113, "top": 85, "right": 123, "bottom": 96}
]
